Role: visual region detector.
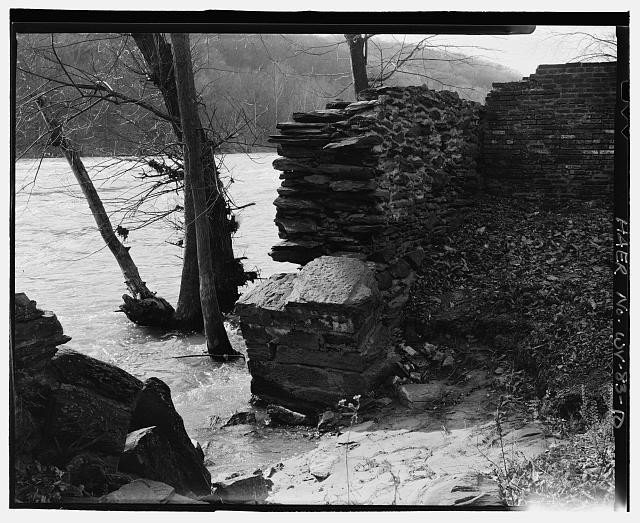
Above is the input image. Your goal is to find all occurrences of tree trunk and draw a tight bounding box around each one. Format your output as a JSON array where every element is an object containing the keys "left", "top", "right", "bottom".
[
  {"left": 132, "top": 33, "right": 244, "bottom": 318},
  {"left": 170, "top": 33, "right": 238, "bottom": 359},
  {"left": 37, "top": 97, "right": 175, "bottom": 327},
  {"left": 344, "top": 34, "right": 369, "bottom": 98}
]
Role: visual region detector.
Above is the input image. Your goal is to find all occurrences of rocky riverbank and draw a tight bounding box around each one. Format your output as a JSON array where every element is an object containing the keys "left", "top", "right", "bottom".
[{"left": 13, "top": 293, "right": 210, "bottom": 504}]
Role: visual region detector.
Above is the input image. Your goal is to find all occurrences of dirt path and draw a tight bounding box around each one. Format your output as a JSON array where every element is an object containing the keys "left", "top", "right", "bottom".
[{"left": 265, "top": 370, "right": 558, "bottom": 506}]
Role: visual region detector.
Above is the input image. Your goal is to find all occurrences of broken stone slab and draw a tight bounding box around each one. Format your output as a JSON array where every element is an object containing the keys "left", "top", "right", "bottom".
[
  {"left": 223, "top": 411, "right": 257, "bottom": 427},
  {"left": 208, "top": 472, "right": 273, "bottom": 504},
  {"left": 323, "top": 134, "right": 382, "bottom": 150},
  {"left": 266, "top": 404, "right": 313, "bottom": 426},
  {"left": 292, "top": 109, "right": 347, "bottom": 123},
  {"left": 396, "top": 382, "right": 451, "bottom": 409},
  {"left": 99, "top": 478, "right": 206, "bottom": 504}
]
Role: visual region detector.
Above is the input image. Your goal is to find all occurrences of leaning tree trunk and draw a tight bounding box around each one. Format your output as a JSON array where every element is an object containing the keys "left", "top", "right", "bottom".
[
  {"left": 170, "top": 33, "right": 239, "bottom": 359},
  {"left": 37, "top": 97, "right": 174, "bottom": 327},
  {"left": 345, "top": 34, "right": 370, "bottom": 98},
  {"left": 132, "top": 33, "right": 245, "bottom": 319}
]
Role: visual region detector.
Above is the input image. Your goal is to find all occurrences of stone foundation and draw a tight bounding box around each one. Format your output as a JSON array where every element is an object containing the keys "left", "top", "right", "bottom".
[{"left": 235, "top": 256, "right": 391, "bottom": 412}]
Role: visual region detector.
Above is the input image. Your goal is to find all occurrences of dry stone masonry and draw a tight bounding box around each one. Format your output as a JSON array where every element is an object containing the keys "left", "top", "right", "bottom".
[
  {"left": 237, "top": 62, "right": 616, "bottom": 411},
  {"left": 235, "top": 256, "right": 391, "bottom": 413},
  {"left": 482, "top": 62, "right": 616, "bottom": 199}
]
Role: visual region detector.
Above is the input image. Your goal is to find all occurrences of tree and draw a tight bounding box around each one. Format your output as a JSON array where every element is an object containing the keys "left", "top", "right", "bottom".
[
  {"left": 170, "top": 33, "right": 238, "bottom": 358},
  {"left": 344, "top": 34, "right": 371, "bottom": 96},
  {"left": 16, "top": 33, "right": 251, "bottom": 332},
  {"left": 36, "top": 96, "right": 174, "bottom": 326},
  {"left": 132, "top": 33, "right": 248, "bottom": 326}
]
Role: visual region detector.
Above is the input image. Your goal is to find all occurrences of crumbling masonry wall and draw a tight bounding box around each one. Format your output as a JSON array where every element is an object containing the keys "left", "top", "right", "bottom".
[
  {"left": 236, "top": 64, "right": 616, "bottom": 411},
  {"left": 269, "top": 86, "right": 481, "bottom": 320},
  {"left": 482, "top": 62, "right": 616, "bottom": 199},
  {"left": 237, "top": 87, "right": 482, "bottom": 411}
]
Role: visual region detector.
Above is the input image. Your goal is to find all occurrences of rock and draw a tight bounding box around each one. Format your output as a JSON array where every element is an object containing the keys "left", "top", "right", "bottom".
[
  {"left": 127, "top": 378, "right": 211, "bottom": 496},
  {"left": 287, "top": 256, "right": 380, "bottom": 309},
  {"left": 420, "top": 342, "right": 436, "bottom": 358},
  {"left": 99, "top": 478, "right": 206, "bottom": 504},
  {"left": 13, "top": 295, "right": 70, "bottom": 369},
  {"left": 223, "top": 411, "right": 256, "bottom": 427},
  {"left": 209, "top": 472, "right": 273, "bottom": 504},
  {"left": 309, "top": 452, "right": 339, "bottom": 481},
  {"left": 402, "top": 345, "right": 418, "bottom": 357},
  {"left": 417, "top": 474, "right": 503, "bottom": 506},
  {"left": 494, "top": 367, "right": 504, "bottom": 375},
  {"left": 44, "top": 383, "right": 134, "bottom": 457},
  {"left": 267, "top": 405, "right": 312, "bottom": 426},
  {"left": 396, "top": 383, "right": 448, "bottom": 409},
  {"left": 119, "top": 425, "right": 210, "bottom": 497},
  {"left": 375, "top": 396, "right": 393, "bottom": 407},
  {"left": 317, "top": 410, "right": 338, "bottom": 432},
  {"left": 48, "top": 347, "right": 143, "bottom": 405},
  {"left": 442, "top": 355, "right": 455, "bottom": 368},
  {"left": 433, "top": 351, "right": 446, "bottom": 363},
  {"left": 191, "top": 439, "right": 205, "bottom": 462}
]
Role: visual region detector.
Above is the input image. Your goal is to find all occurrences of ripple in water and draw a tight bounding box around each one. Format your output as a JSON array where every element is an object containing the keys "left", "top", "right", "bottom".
[{"left": 14, "top": 153, "right": 314, "bottom": 476}]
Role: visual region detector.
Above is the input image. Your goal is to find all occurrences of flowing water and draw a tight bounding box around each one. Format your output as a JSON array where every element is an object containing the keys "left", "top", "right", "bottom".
[{"left": 14, "top": 153, "right": 317, "bottom": 478}]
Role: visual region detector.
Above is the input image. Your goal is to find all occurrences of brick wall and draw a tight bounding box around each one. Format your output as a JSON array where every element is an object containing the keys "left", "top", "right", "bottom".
[{"left": 482, "top": 62, "right": 616, "bottom": 199}]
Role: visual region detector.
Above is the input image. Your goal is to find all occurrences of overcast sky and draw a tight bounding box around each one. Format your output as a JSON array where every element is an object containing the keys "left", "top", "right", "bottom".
[{"left": 377, "top": 26, "right": 617, "bottom": 77}]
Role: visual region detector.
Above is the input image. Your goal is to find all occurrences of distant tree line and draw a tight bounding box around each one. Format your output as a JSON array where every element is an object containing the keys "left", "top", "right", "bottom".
[{"left": 16, "top": 33, "right": 522, "bottom": 158}]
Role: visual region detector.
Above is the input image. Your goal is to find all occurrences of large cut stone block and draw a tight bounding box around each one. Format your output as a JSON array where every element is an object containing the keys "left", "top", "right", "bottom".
[
  {"left": 236, "top": 256, "right": 390, "bottom": 410},
  {"left": 286, "top": 256, "right": 380, "bottom": 309}
]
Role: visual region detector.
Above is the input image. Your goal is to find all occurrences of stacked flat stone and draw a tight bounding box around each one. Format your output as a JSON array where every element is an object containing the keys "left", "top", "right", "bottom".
[
  {"left": 268, "top": 99, "right": 385, "bottom": 266},
  {"left": 482, "top": 62, "right": 616, "bottom": 199},
  {"left": 269, "top": 86, "right": 481, "bottom": 323},
  {"left": 235, "top": 256, "right": 391, "bottom": 413}
]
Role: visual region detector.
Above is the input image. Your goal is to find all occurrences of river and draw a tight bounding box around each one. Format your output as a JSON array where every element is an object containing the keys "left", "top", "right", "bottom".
[{"left": 14, "top": 153, "right": 317, "bottom": 478}]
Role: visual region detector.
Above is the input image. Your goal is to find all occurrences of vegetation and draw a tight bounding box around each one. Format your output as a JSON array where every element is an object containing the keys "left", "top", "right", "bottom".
[
  {"left": 16, "top": 33, "right": 521, "bottom": 159},
  {"left": 407, "top": 194, "right": 614, "bottom": 506}
]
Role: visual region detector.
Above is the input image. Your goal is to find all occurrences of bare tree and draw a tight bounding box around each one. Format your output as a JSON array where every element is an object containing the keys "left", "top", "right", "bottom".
[
  {"left": 170, "top": 33, "right": 239, "bottom": 358},
  {"left": 36, "top": 96, "right": 175, "bottom": 326},
  {"left": 16, "top": 33, "right": 251, "bottom": 332}
]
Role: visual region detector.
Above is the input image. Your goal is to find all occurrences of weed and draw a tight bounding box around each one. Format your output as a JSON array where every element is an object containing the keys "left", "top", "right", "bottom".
[{"left": 337, "top": 394, "right": 360, "bottom": 504}]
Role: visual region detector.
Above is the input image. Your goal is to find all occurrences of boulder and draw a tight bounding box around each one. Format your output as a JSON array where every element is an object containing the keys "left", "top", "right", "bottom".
[
  {"left": 13, "top": 294, "right": 70, "bottom": 369},
  {"left": 266, "top": 405, "right": 313, "bottom": 426},
  {"left": 119, "top": 426, "right": 209, "bottom": 497},
  {"left": 223, "top": 411, "right": 256, "bottom": 427},
  {"left": 396, "top": 382, "right": 450, "bottom": 409},
  {"left": 43, "top": 383, "right": 134, "bottom": 458},
  {"left": 208, "top": 472, "right": 273, "bottom": 504},
  {"left": 48, "top": 347, "right": 143, "bottom": 405},
  {"left": 127, "top": 378, "right": 211, "bottom": 496}
]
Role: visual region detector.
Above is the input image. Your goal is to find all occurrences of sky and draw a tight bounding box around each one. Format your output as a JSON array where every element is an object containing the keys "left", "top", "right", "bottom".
[{"left": 377, "top": 26, "right": 617, "bottom": 77}]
